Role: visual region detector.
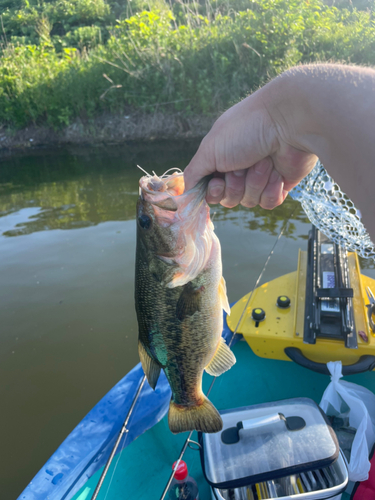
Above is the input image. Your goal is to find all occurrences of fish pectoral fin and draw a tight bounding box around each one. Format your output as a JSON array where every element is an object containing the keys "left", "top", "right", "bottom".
[
  {"left": 176, "top": 283, "right": 203, "bottom": 321},
  {"left": 219, "top": 276, "right": 231, "bottom": 315},
  {"left": 138, "top": 341, "right": 161, "bottom": 390},
  {"left": 205, "top": 337, "right": 236, "bottom": 377}
]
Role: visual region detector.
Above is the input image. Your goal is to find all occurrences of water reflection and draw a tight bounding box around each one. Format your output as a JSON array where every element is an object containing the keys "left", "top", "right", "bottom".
[
  {"left": 0, "top": 143, "right": 310, "bottom": 240},
  {"left": 0, "top": 176, "right": 139, "bottom": 236}
]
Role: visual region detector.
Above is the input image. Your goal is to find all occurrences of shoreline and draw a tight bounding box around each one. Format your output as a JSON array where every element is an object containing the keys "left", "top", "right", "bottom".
[{"left": 0, "top": 111, "right": 216, "bottom": 155}]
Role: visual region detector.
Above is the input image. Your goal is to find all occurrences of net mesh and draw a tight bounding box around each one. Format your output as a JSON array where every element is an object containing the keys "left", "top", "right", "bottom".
[{"left": 289, "top": 161, "right": 375, "bottom": 260}]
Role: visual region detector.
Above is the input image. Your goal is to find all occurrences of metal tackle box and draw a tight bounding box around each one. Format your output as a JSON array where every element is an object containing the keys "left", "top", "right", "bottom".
[{"left": 198, "top": 398, "right": 348, "bottom": 499}]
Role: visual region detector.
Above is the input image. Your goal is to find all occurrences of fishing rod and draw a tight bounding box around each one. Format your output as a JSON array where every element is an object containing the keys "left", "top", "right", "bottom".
[
  {"left": 91, "top": 374, "right": 146, "bottom": 500},
  {"left": 91, "top": 208, "right": 295, "bottom": 500},
  {"left": 159, "top": 209, "right": 296, "bottom": 500}
]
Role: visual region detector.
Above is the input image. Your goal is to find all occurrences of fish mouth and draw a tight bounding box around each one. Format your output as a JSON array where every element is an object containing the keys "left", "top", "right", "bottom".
[
  {"left": 139, "top": 172, "right": 210, "bottom": 216},
  {"left": 139, "top": 172, "right": 184, "bottom": 198},
  {"left": 138, "top": 171, "right": 214, "bottom": 287}
]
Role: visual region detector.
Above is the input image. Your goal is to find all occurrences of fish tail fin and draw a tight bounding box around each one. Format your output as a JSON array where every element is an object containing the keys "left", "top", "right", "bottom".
[{"left": 168, "top": 396, "right": 223, "bottom": 434}]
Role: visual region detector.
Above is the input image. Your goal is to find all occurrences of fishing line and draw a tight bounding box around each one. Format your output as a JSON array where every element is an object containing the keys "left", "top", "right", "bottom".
[
  {"left": 208, "top": 206, "right": 296, "bottom": 394},
  {"left": 161, "top": 167, "right": 182, "bottom": 177},
  {"left": 159, "top": 206, "right": 296, "bottom": 500},
  {"left": 137, "top": 166, "right": 183, "bottom": 179},
  {"left": 137, "top": 164, "right": 151, "bottom": 177},
  {"left": 103, "top": 429, "right": 129, "bottom": 500},
  {"left": 91, "top": 375, "right": 146, "bottom": 500}
]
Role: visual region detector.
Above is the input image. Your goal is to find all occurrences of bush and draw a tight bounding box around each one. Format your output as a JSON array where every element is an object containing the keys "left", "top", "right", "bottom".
[{"left": 0, "top": 0, "right": 374, "bottom": 129}]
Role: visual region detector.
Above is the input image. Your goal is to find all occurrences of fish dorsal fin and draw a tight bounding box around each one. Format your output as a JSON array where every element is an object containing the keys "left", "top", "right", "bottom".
[
  {"left": 176, "top": 283, "right": 203, "bottom": 321},
  {"left": 205, "top": 337, "right": 236, "bottom": 377},
  {"left": 219, "top": 276, "right": 230, "bottom": 315},
  {"left": 138, "top": 341, "right": 161, "bottom": 390}
]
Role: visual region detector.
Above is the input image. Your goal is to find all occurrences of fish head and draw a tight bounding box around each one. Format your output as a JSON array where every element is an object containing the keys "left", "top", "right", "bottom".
[
  {"left": 137, "top": 172, "right": 216, "bottom": 288},
  {"left": 137, "top": 173, "right": 183, "bottom": 262}
]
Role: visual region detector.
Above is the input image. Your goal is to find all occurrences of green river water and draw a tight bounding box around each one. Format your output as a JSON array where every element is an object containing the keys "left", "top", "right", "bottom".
[{"left": 1, "top": 142, "right": 374, "bottom": 499}]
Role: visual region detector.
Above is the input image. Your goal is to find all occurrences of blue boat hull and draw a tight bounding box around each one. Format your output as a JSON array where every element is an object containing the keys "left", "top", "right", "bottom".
[{"left": 20, "top": 309, "right": 375, "bottom": 500}]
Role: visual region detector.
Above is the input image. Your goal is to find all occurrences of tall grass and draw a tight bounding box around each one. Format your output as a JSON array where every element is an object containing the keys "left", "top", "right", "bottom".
[{"left": 0, "top": 0, "right": 374, "bottom": 129}]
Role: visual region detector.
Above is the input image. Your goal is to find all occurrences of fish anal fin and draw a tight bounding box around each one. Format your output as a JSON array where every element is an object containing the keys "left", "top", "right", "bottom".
[
  {"left": 219, "top": 276, "right": 230, "bottom": 315},
  {"left": 138, "top": 341, "right": 161, "bottom": 390},
  {"left": 205, "top": 337, "right": 236, "bottom": 377},
  {"left": 168, "top": 395, "right": 223, "bottom": 434},
  {"left": 176, "top": 284, "right": 204, "bottom": 321}
]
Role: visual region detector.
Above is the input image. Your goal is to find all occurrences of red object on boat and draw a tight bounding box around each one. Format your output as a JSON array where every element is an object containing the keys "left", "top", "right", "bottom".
[
  {"left": 351, "top": 445, "right": 375, "bottom": 499},
  {"left": 172, "top": 460, "right": 188, "bottom": 480}
]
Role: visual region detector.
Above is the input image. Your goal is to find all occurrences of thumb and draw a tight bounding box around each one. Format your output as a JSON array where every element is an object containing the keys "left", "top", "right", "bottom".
[
  {"left": 183, "top": 136, "right": 216, "bottom": 192},
  {"left": 184, "top": 92, "right": 274, "bottom": 192}
]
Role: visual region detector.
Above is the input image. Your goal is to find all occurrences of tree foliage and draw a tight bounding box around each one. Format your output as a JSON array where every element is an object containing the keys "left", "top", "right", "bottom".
[{"left": 0, "top": 0, "right": 374, "bottom": 128}]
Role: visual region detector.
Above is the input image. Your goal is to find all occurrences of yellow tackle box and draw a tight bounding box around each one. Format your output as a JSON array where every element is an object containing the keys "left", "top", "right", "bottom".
[{"left": 227, "top": 226, "right": 375, "bottom": 374}]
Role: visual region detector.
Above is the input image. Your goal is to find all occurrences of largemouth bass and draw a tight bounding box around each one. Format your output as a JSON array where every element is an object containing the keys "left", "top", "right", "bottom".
[{"left": 135, "top": 171, "right": 235, "bottom": 434}]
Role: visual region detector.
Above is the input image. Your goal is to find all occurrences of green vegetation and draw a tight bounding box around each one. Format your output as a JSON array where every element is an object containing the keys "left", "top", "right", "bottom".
[{"left": 0, "top": 0, "right": 374, "bottom": 129}]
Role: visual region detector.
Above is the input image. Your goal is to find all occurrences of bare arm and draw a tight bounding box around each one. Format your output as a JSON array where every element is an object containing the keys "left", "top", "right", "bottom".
[{"left": 184, "top": 64, "right": 375, "bottom": 240}]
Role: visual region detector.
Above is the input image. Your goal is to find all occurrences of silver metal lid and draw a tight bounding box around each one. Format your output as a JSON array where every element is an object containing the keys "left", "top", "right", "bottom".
[{"left": 201, "top": 398, "right": 339, "bottom": 488}]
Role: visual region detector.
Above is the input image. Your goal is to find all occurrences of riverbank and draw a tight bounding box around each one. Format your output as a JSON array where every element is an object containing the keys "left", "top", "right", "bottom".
[
  {"left": 0, "top": 111, "right": 216, "bottom": 152},
  {"left": 1, "top": 0, "right": 374, "bottom": 138}
]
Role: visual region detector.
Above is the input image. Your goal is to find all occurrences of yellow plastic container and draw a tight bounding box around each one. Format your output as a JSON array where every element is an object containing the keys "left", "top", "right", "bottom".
[{"left": 227, "top": 251, "right": 375, "bottom": 368}]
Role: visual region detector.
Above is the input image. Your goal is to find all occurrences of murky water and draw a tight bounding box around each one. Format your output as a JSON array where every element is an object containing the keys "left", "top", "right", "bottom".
[{"left": 1, "top": 142, "right": 374, "bottom": 499}]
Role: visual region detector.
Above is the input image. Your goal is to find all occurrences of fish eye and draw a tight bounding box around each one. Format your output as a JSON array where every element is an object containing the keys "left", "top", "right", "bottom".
[{"left": 138, "top": 214, "right": 152, "bottom": 230}]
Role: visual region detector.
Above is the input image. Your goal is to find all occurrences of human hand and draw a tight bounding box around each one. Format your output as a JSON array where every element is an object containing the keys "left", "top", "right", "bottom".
[{"left": 184, "top": 81, "right": 317, "bottom": 209}]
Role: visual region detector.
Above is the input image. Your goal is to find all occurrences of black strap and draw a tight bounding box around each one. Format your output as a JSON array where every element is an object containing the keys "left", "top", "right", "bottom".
[{"left": 316, "top": 288, "right": 353, "bottom": 298}]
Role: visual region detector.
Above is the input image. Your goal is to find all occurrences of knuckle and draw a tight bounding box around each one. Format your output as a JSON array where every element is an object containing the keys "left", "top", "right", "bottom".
[
  {"left": 241, "top": 200, "right": 256, "bottom": 208},
  {"left": 246, "top": 172, "right": 268, "bottom": 191},
  {"left": 221, "top": 199, "right": 238, "bottom": 208},
  {"left": 241, "top": 192, "right": 259, "bottom": 207},
  {"left": 260, "top": 198, "right": 277, "bottom": 210},
  {"left": 247, "top": 178, "right": 266, "bottom": 191},
  {"left": 225, "top": 185, "right": 244, "bottom": 198}
]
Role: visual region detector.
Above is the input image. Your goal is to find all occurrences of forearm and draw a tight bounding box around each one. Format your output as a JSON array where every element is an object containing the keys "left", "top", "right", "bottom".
[{"left": 263, "top": 64, "right": 375, "bottom": 238}]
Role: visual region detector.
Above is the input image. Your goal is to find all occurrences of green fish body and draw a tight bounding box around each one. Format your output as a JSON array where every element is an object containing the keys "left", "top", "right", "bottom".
[{"left": 135, "top": 172, "right": 235, "bottom": 434}]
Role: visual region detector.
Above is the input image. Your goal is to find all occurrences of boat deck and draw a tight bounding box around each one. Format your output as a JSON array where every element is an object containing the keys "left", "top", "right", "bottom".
[{"left": 72, "top": 340, "right": 375, "bottom": 500}]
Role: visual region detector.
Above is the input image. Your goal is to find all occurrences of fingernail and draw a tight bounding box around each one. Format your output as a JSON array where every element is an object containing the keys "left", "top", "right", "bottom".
[
  {"left": 269, "top": 170, "right": 281, "bottom": 184},
  {"left": 233, "top": 169, "right": 246, "bottom": 177},
  {"left": 209, "top": 185, "right": 224, "bottom": 197}
]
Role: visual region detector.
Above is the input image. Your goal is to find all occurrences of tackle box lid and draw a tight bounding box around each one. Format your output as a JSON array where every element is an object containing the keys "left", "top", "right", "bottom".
[{"left": 199, "top": 398, "right": 339, "bottom": 490}]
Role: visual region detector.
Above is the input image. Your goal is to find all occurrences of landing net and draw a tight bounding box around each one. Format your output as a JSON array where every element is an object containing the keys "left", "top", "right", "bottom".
[{"left": 289, "top": 161, "right": 375, "bottom": 261}]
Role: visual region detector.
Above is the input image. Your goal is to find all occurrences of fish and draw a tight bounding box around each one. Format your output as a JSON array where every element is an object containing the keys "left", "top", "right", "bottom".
[{"left": 135, "top": 169, "right": 236, "bottom": 434}]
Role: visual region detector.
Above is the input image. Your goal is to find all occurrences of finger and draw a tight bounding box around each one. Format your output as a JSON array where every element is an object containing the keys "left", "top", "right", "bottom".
[
  {"left": 184, "top": 137, "right": 216, "bottom": 192},
  {"left": 206, "top": 177, "right": 225, "bottom": 204},
  {"left": 240, "top": 157, "right": 273, "bottom": 208},
  {"left": 259, "top": 170, "right": 285, "bottom": 209},
  {"left": 221, "top": 170, "right": 246, "bottom": 208},
  {"left": 184, "top": 93, "right": 274, "bottom": 192}
]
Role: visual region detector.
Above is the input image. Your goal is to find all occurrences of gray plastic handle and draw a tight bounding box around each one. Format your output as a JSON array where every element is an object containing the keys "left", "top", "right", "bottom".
[
  {"left": 221, "top": 412, "right": 306, "bottom": 444},
  {"left": 285, "top": 347, "right": 375, "bottom": 375},
  {"left": 241, "top": 413, "right": 283, "bottom": 431}
]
